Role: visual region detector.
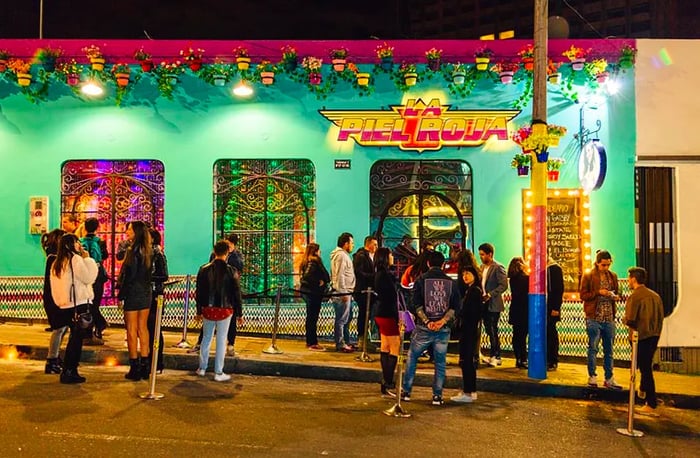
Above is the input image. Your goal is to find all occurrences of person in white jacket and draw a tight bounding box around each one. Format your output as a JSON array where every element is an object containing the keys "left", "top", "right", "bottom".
[
  {"left": 50, "top": 233, "right": 98, "bottom": 384},
  {"left": 330, "top": 232, "right": 356, "bottom": 352}
]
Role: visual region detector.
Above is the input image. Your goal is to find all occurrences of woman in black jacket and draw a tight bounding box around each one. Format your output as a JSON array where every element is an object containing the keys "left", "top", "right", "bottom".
[
  {"left": 373, "top": 247, "right": 400, "bottom": 398},
  {"left": 508, "top": 257, "right": 530, "bottom": 369},
  {"left": 451, "top": 265, "right": 483, "bottom": 403},
  {"left": 299, "top": 243, "right": 330, "bottom": 351}
]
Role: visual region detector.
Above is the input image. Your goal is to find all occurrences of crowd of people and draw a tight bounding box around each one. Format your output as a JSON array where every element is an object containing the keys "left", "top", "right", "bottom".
[{"left": 40, "top": 222, "right": 667, "bottom": 412}]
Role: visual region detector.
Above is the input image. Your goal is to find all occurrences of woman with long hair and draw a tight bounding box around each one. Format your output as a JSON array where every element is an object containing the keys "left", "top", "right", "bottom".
[
  {"left": 41, "top": 228, "right": 67, "bottom": 374},
  {"left": 299, "top": 243, "right": 330, "bottom": 351},
  {"left": 373, "top": 247, "right": 400, "bottom": 398},
  {"left": 117, "top": 220, "right": 153, "bottom": 380},
  {"left": 507, "top": 256, "right": 530, "bottom": 369},
  {"left": 451, "top": 265, "right": 483, "bottom": 403},
  {"left": 49, "top": 233, "right": 98, "bottom": 383}
]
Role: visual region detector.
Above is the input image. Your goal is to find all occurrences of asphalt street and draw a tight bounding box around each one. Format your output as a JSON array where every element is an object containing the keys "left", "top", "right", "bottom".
[{"left": 1, "top": 360, "right": 698, "bottom": 457}]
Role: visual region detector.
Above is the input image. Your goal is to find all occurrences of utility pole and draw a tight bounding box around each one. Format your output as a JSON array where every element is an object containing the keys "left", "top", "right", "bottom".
[
  {"left": 39, "top": 0, "right": 44, "bottom": 39},
  {"left": 527, "top": 0, "right": 548, "bottom": 380}
]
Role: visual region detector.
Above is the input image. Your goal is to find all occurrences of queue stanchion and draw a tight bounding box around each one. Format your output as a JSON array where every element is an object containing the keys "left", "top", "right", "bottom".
[
  {"left": 174, "top": 274, "right": 192, "bottom": 349},
  {"left": 263, "top": 285, "right": 284, "bottom": 354},
  {"left": 617, "top": 330, "right": 643, "bottom": 437},
  {"left": 356, "top": 287, "right": 375, "bottom": 363},
  {"left": 140, "top": 294, "right": 165, "bottom": 400},
  {"left": 383, "top": 318, "right": 411, "bottom": 418}
]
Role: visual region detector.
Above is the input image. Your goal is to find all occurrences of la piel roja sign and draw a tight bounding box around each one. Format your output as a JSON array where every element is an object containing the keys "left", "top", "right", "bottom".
[{"left": 320, "top": 98, "right": 520, "bottom": 153}]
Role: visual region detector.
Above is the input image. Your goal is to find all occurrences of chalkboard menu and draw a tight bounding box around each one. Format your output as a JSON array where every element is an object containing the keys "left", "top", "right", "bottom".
[{"left": 522, "top": 189, "right": 588, "bottom": 293}]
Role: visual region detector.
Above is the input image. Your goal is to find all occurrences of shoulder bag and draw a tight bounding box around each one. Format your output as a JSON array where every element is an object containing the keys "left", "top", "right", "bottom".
[
  {"left": 396, "top": 288, "right": 415, "bottom": 333},
  {"left": 70, "top": 260, "right": 94, "bottom": 330}
]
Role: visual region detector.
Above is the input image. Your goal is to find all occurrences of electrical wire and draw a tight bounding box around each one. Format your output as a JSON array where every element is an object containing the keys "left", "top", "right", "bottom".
[{"left": 562, "top": 0, "right": 606, "bottom": 39}]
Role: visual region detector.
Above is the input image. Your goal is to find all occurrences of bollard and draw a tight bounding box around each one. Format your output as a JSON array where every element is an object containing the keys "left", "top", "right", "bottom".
[
  {"left": 616, "top": 330, "right": 643, "bottom": 437},
  {"left": 383, "top": 318, "right": 411, "bottom": 418},
  {"left": 174, "top": 274, "right": 192, "bottom": 349},
  {"left": 140, "top": 294, "right": 165, "bottom": 400},
  {"left": 356, "top": 287, "right": 374, "bottom": 362},
  {"left": 263, "top": 285, "right": 284, "bottom": 354}
]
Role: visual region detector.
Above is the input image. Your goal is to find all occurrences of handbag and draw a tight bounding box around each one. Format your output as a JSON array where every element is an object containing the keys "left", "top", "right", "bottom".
[
  {"left": 396, "top": 289, "right": 416, "bottom": 333},
  {"left": 70, "top": 260, "right": 94, "bottom": 330}
]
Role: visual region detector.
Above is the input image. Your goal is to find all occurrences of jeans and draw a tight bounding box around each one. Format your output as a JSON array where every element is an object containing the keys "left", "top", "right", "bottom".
[
  {"left": 402, "top": 325, "right": 450, "bottom": 397},
  {"left": 199, "top": 316, "right": 232, "bottom": 375},
  {"left": 333, "top": 295, "right": 353, "bottom": 348},
  {"left": 586, "top": 318, "right": 615, "bottom": 379},
  {"left": 637, "top": 336, "right": 660, "bottom": 408},
  {"left": 483, "top": 312, "right": 501, "bottom": 358},
  {"left": 547, "top": 317, "right": 559, "bottom": 365},
  {"left": 303, "top": 293, "right": 322, "bottom": 346}
]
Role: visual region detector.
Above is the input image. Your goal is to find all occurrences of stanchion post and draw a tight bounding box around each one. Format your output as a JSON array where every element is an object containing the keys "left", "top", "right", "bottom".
[
  {"left": 356, "top": 287, "right": 374, "bottom": 362},
  {"left": 383, "top": 319, "right": 411, "bottom": 418},
  {"left": 140, "top": 294, "right": 165, "bottom": 400},
  {"left": 617, "top": 330, "right": 643, "bottom": 437},
  {"left": 263, "top": 285, "right": 284, "bottom": 354},
  {"left": 174, "top": 274, "right": 192, "bottom": 349}
]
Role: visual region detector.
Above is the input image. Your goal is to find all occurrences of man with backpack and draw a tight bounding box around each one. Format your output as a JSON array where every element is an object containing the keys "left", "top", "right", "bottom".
[{"left": 80, "top": 217, "right": 109, "bottom": 342}]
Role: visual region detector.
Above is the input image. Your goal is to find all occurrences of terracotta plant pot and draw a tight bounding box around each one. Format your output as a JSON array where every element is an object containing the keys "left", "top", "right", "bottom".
[
  {"left": 380, "top": 56, "right": 393, "bottom": 71},
  {"left": 452, "top": 71, "right": 466, "bottom": 85},
  {"left": 260, "top": 71, "right": 275, "bottom": 85},
  {"left": 213, "top": 75, "right": 227, "bottom": 87},
  {"left": 0, "top": 59, "right": 7, "bottom": 72},
  {"left": 140, "top": 60, "right": 153, "bottom": 72},
  {"left": 403, "top": 72, "right": 418, "bottom": 86},
  {"left": 548, "top": 73, "right": 561, "bottom": 84},
  {"left": 188, "top": 59, "right": 202, "bottom": 72},
  {"left": 90, "top": 57, "right": 105, "bottom": 72},
  {"left": 596, "top": 73, "right": 608, "bottom": 84},
  {"left": 17, "top": 72, "right": 32, "bottom": 87},
  {"left": 571, "top": 58, "right": 585, "bottom": 71},
  {"left": 237, "top": 56, "right": 251, "bottom": 71},
  {"left": 309, "top": 72, "right": 322, "bottom": 85},
  {"left": 115, "top": 73, "right": 130, "bottom": 87},
  {"left": 475, "top": 57, "right": 490, "bottom": 71},
  {"left": 356, "top": 72, "right": 370, "bottom": 86},
  {"left": 427, "top": 58, "right": 441, "bottom": 71},
  {"left": 332, "top": 58, "right": 346, "bottom": 72},
  {"left": 522, "top": 57, "right": 534, "bottom": 71},
  {"left": 548, "top": 170, "right": 560, "bottom": 182},
  {"left": 517, "top": 165, "right": 529, "bottom": 177},
  {"left": 67, "top": 73, "right": 80, "bottom": 86},
  {"left": 499, "top": 71, "right": 514, "bottom": 84}
]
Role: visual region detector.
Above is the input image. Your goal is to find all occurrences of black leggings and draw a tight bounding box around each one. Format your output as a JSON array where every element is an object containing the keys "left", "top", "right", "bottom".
[
  {"left": 459, "top": 321, "right": 479, "bottom": 393},
  {"left": 58, "top": 305, "right": 88, "bottom": 370},
  {"left": 303, "top": 293, "right": 322, "bottom": 346}
]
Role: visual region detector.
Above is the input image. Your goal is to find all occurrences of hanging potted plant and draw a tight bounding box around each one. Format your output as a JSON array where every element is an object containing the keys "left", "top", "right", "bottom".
[
  {"left": 255, "top": 60, "right": 277, "bottom": 85},
  {"left": 618, "top": 44, "right": 637, "bottom": 70},
  {"left": 563, "top": 45, "right": 590, "bottom": 71},
  {"left": 492, "top": 62, "right": 519, "bottom": 84},
  {"left": 347, "top": 62, "right": 370, "bottom": 86},
  {"left": 200, "top": 58, "right": 232, "bottom": 86},
  {"left": 520, "top": 125, "right": 555, "bottom": 162},
  {"left": 511, "top": 153, "right": 531, "bottom": 177},
  {"left": 547, "top": 158, "right": 565, "bottom": 182},
  {"left": 153, "top": 60, "right": 185, "bottom": 99},
  {"left": 474, "top": 47, "right": 493, "bottom": 71},
  {"left": 280, "top": 45, "right": 298, "bottom": 72},
  {"left": 234, "top": 46, "right": 251, "bottom": 71},
  {"left": 34, "top": 46, "right": 63, "bottom": 72},
  {"left": 451, "top": 63, "right": 466, "bottom": 85},
  {"left": 8, "top": 58, "right": 32, "bottom": 86},
  {"left": 56, "top": 59, "right": 82, "bottom": 86},
  {"left": 134, "top": 47, "right": 153, "bottom": 72},
  {"left": 180, "top": 45, "right": 204, "bottom": 72},
  {"left": 302, "top": 56, "right": 323, "bottom": 85},
  {"left": 375, "top": 42, "right": 394, "bottom": 71},
  {"left": 586, "top": 58, "right": 609, "bottom": 83},
  {"left": 399, "top": 62, "right": 418, "bottom": 87},
  {"left": 0, "top": 49, "right": 10, "bottom": 72},
  {"left": 330, "top": 48, "right": 348, "bottom": 72},
  {"left": 83, "top": 45, "right": 105, "bottom": 71},
  {"left": 518, "top": 44, "right": 535, "bottom": 71},
  {"left": 547, "top": 60, "right": 561, "bottom": 84},
  {"left": 111, "top": 62, "right": 131, "bottom": 87},
  {"left": 547, "top": 124, "right": 567, "bottom": 147},
  {"left": 425, "top": 47, "right": 442, "bottom": 72}
]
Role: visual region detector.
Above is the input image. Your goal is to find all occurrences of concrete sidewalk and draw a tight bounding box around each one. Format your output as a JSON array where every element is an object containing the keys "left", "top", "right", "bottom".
[{"left": 1, "top": 321, "right": 698, "bottom": 409}]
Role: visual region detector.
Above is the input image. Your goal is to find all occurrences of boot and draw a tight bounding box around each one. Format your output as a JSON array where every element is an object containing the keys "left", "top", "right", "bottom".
[
  {"left": 125, "top": 358, "right": 141, "bottom": 381},
  {"left": 45, "top": 358, "right": 62, "bottom": 374},
  {"left": 379, "top": 353, "right": 397, "bottom": 397},
  {"left": 60, "top": 367, "right": 86, "bottom": 384},
  {"left": 140, "top": 356, "right": 151, "bottom": 380}
]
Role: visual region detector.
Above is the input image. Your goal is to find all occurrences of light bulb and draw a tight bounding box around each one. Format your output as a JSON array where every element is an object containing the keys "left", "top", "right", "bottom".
[
  {"left": 81, "top": 80, "right": 104, "bottom": 96},
  {"left": 233, "top": 81, "right": 253, "bottom": 97}
]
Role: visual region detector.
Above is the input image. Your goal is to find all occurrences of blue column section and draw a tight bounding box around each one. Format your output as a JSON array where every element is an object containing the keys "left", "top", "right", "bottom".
[{"left": 528, "top": 293, "right": 547, "bottom": 379}]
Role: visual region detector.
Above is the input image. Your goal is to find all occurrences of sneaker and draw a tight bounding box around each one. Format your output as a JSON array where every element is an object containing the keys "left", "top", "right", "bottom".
[
  {"left": 587, "top": 376, "right": 598, "bottom": 387},
  {"left": 470, "top": 392, "right": 478, "bottom": 400},
  {"left": 214, "top": 372, "right": 231, "bottom": 382},
  {"left": 226, "top": 345, "right": 235, "bottom": 357},
  {"left": 450, "top": 392, "right": 474, "bottom": 403},
  {"left": 635, "top": 404, "right": 659, "bottom": 416},
  {"left": 195, "top": 368, "right": 206, "bottom": 377},
  {"left": 400, "top": 392, "right": 411, "bottom": 402},
  {"left": 604, "top": 378, "right": 623, "bottom": 390},
  {"left": 187, "top": 345, "right": 201, "bottom": 354},
  {"left": 336, "top": 345, "right": 354, "bottom": 353},
  {"left": 381, "top": 387, "right": 397, "bottom": 399},
  {"left": 488, "top": 356, "right": 501, "bottom": 367},
  {"left": 307, "top": 344, "right": 325, "bottom": 352},
  {"left": 431, "top": 395, "right": 444, "bottom": 406}
]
